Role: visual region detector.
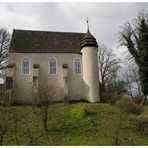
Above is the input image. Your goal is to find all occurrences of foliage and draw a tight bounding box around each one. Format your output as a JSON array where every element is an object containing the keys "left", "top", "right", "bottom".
[
  {"left": 100, "top": 92, "right": 109, "bottom": 103},
  {"left": 116, "top": 96, "right": 141, "bottom": 115},
  {"left": 12, "top": 108, "right": 20, "bottom": 145},
  {"left": 100, "top": 81, "right": 127, "bottom": 105},
  {"left": 135, "top": 113, "right": 148, "bottom": 134},
  {"left": 0, "top": 84, "right": 14, "bottom": 106},
  {"left": 119, "top": 11, "right": 148, "bottom": 104},
  {"left": 103, "top": 108, "right": 130, "bottom": 145},
  {"left": 100, "top": 79, "right": 127, "bottom": 104},
  {"left": 0, "top": 106, "right": 12, "bottom": 145},
  {"left": 0, "top": 103, "right": 147, "bottom": 145},
  {"left": 100, "top": 92, "right": 115, "bottom": 103},
  {"left": 0, "top": 84, "right": 6, "bottom": 104},
  {"left": 83, "top": 104, "right": 99, "bottom": 116}
]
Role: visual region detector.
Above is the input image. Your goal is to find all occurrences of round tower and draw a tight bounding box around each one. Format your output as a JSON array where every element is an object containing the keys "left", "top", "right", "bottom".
[{"left": 81, "top": 23, "right": 100, "bottom": 103}]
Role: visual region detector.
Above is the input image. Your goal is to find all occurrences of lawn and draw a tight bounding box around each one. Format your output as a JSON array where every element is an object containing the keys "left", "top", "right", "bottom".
[{"left": 1, "top": 102, "right": 148, "bottom": 145}]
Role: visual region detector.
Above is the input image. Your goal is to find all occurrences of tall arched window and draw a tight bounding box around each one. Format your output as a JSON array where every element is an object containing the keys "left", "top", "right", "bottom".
[
  {"left": 73, "top": 58, "right": 81, "bottom": 75},
  {"left": 22, "top": 57, "right": 30, "bottom": 75},
  {"left": 49, "top": 57, "right": 57, "bottom": 75}
]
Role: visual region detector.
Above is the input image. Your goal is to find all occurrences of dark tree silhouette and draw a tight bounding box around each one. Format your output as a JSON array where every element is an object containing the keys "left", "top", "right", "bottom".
[
  {"left": 119, "top": 11, "right": 148, "bottom": 106},
  {"left": 32, "top": 81, "right": 56, "bottom": 131},
  {"left": 98, "top": 43, "right": 120, "bottom": 92},
  {"left": 0, "top": 28, "right": 11, "bottom": 78}
]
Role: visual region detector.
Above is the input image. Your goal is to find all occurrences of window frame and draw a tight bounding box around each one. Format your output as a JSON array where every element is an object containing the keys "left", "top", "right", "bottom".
[
  {"left": 21, "top": 57, "right": 30, "bottom": 75},
  {"left": 48, "top": 57, "right": 57, "bottom": 75},
  {"left": 73, "top": 57, "right": 82, "bottom": 75}
]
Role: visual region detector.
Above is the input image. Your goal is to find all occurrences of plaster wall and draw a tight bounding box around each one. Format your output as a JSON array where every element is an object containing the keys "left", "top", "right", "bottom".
[
  {"left": 7, "top": 53, "right": 84, "bottom": 103},
  {"left": 81, "top": 47, "right": 100, "bottom": 102}
]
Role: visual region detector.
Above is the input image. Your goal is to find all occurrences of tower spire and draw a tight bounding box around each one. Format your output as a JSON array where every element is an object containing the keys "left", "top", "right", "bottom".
[
  {"left": 86, "top": 17, "right": 90, "bottom": 33},
  {"left": 81, "top": 17, "right": 98, "bottom": 49}
]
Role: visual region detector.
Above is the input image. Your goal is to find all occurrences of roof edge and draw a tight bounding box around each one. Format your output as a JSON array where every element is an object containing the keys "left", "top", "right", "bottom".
[{"left": 13, "top": 28, "right": 85, "bottom": 35}]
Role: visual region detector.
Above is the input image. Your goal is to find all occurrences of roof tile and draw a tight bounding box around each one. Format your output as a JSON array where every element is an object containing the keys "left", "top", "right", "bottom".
[{"left": 10, "top": 29, "right": 85, "bottom": 53}]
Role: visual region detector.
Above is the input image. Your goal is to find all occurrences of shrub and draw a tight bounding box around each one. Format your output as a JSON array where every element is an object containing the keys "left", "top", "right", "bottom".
[
  {"left": 116, "top": 97, "right": 141, "bottom": 115},
  {"left": 135, "top": 113, "right": 148, "bottom": 134},
  {"left": 109, "top": 94, "right": 122, "bottom": 105},
  {"left": 83, "top": 104, "right": 98, "bottom": 117},
  {"left": 133, "top": 95, "right": 142, "bottom": 104},
  {"left": 100, "top": 92, "right": 111, "bottom": 103},
  {"left": 100, "top": 92, "right": 121, "bottom": 104},
  {"left": 0, "top": 84, "right": 6, "bottom": 105},
  {"left": 32, "top": 81, "right": 56, "bottom": 131}
]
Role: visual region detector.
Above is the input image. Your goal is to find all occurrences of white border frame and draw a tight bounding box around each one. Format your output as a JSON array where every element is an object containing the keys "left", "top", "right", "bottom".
[
  {"left": 48, "top": 57, "right": 57, "bottom": 75},
  {"left": 21, "top": 56, "right": 31, "bottom": 75},
  {"left": 73, "top": 57, "right": 82, "bottom": 75}
]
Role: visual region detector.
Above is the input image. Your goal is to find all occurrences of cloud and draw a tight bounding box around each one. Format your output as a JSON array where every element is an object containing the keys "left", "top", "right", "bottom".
[
  {"left": 0, "top": 2, "right": 148, "bottom": 57},
  {"left": 0, "top": 3, "right": 41, "bottom": 33}
]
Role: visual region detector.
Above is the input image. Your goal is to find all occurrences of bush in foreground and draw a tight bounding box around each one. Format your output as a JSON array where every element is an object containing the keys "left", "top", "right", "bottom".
[
  {"left": 116, "top": 97, "right": 141, "bottom": 115},
  {"left": 135, "top": 113, "right": 148, "bottom": 134}
]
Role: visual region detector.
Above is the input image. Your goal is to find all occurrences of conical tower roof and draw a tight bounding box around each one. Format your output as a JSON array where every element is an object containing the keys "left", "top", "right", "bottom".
[{"left": 81, "top": 25, "right": 98, "bottom": 49}]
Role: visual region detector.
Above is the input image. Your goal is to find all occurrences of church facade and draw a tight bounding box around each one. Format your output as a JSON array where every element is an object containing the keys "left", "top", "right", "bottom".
[{"left": 6, "top": 28, "right": 100, "bottom": 103}]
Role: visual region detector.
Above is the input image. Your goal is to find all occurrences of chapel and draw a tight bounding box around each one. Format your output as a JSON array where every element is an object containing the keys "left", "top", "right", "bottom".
[{"left": 6, "top": 26, "right": 100, "bottom": 103}]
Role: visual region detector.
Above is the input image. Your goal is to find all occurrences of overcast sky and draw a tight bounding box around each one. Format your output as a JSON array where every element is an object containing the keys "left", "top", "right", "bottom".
[{"left": 0, "top": 2, "right": 148, "bottom": 56}]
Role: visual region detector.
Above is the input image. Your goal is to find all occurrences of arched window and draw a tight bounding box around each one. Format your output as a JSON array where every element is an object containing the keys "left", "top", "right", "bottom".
[
  {"left": 22, "top": 57, "right": 30, "bottom": 75},
  {"left": 49, "top": 57, "right": 57, "bottom": 75},
  {"left": 73, "top": 58, "right": 81, "bottom": 75}
]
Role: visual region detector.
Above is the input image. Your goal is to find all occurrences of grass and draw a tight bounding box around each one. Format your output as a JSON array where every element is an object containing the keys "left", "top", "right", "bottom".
[{"left": 1, "top": 102, "right": 148, "bottom": 145}]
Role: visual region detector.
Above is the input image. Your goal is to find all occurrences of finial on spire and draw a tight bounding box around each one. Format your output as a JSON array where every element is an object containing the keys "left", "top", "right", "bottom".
[{"left": 86, "top": 17, "right": 90, "bottom": 32}]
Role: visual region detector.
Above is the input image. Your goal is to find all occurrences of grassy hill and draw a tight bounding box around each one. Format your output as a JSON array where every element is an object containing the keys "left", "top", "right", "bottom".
[{"left": 1, "top": 102, "right": 148, "bottom": 145}]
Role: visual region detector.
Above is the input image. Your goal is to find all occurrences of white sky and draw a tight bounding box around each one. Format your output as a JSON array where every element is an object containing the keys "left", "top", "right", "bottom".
[{"left": 0, "top": 2, "right": 148, "bottom": 57}]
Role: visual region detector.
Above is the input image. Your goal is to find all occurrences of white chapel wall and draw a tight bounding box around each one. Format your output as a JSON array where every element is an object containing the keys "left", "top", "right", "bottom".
[{"left": 7, "top": 52, "right": 84, "bottom": 103}]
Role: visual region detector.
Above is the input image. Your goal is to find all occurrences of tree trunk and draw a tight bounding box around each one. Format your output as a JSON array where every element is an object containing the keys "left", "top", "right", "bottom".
[
  {"left": 27, "top": 128, "right": 33, "bottom": 145},
  {"left": 140, "top": 95, "right": 146, "bottom": 107},
  {"left": 44, "top": 118, "right": 48, "bottom": 131},
  {"left": 15, "top": 131, "right": 20, "bottom": 145}
]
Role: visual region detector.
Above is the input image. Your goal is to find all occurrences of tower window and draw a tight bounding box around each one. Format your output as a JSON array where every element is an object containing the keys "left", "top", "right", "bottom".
[
  {"left": 22, "top": 57, "right": 30, "bottom": 75},
  {"left": 48, "top": 57, "right": 57, "bottom": 75},
  {"left": 73, "top": 58, "right": 81, "bottom": 75}
]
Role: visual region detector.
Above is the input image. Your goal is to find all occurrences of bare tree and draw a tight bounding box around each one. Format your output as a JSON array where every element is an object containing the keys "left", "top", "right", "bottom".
[
  {"left": 103, "top": 108, "right": 130, "bottom": 145},
  {"left": 98, "top": 43, "right": 120, "bottom": 92},
  {"left": 32, "top": 81, "right": 56, "bottom": 131},
  {"left": 123, "top": 61, "right": 142, "bottom": 102},
  {"left": 123, "top": 71, "right": 135, "bottom": 100},
  {"left": 0, "top": 28, "right": 11, "bottom": 78},
  {"left": 0, "top": 28, "right": 10, "bottom": 57},
  {"left": 98, "top": 43, "right": 126, "bottom": 103}
]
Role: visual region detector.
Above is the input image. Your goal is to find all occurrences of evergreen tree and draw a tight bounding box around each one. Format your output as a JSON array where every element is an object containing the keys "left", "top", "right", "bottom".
[{"left": 119, "top": 11, "right": 148, "bottom": 105}]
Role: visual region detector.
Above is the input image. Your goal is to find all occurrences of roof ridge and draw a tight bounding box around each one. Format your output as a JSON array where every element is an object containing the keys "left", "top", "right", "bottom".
[{"left": 14, "top": 28, "right": 85, "bottom": 35}]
